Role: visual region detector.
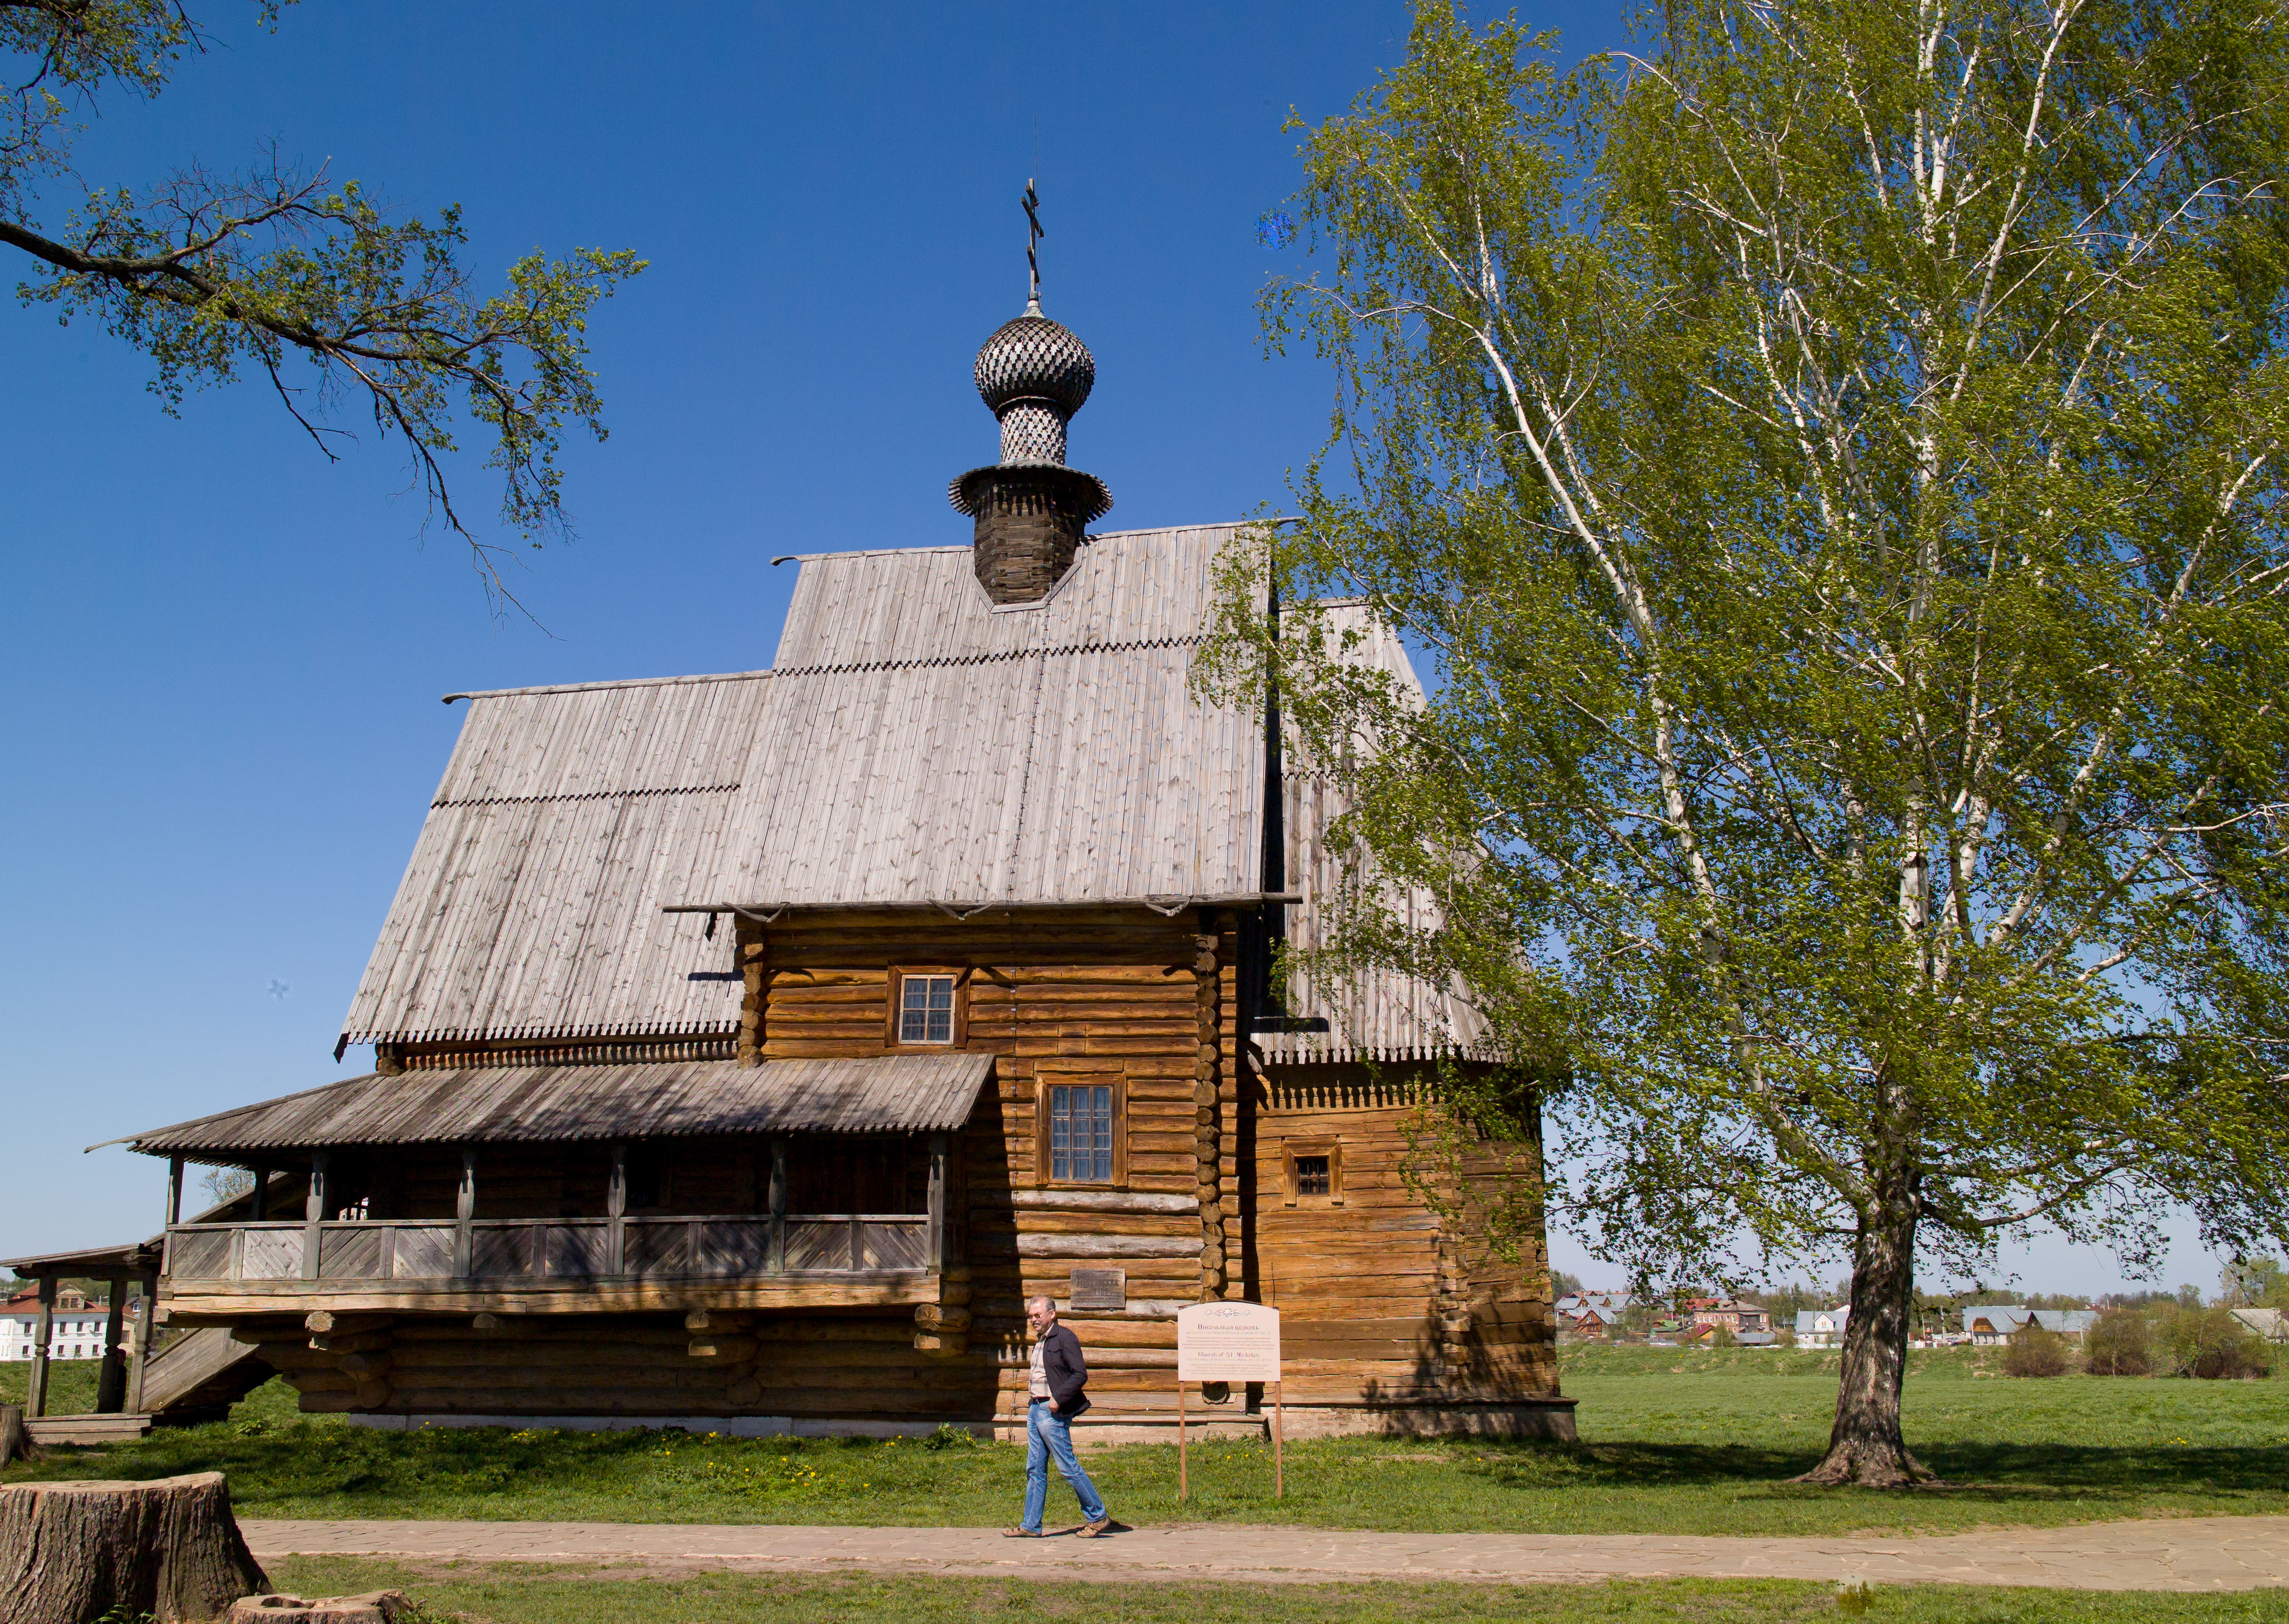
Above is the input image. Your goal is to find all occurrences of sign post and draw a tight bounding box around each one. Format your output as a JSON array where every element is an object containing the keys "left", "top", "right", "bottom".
[{"left": 1175, "top": 1301, "right": 1282, "bottom": 1501}]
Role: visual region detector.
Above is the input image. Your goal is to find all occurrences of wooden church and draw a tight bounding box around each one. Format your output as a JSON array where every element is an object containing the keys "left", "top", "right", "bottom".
[{"left": 114, "top": 267, "right": 1573, "bottom": 1441}]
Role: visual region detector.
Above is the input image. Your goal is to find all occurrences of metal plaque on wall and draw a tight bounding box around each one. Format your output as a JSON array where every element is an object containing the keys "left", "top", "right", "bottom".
[{"left": 1068, "top": 1267, "right": 1126, "bottom": 1309}]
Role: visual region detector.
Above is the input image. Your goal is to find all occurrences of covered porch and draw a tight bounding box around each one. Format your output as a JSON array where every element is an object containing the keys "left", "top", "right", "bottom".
[
  {"left": 113, "top": 1053, "right": 990, "bottom": 1323},
  {"left": 0, "top": 1240, "right": 162, "bottom": 1436}
]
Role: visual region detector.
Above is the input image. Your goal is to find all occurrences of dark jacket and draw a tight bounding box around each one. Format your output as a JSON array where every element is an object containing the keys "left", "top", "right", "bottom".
[{"left": 1036, "top": 1323, "right": 1090, "bottom": 1416}]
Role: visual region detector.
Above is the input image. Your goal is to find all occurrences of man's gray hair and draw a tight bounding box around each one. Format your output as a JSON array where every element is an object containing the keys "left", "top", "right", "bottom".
[{"left": 1026, "top": 1294, "right": 1056, "bottom": 1318}]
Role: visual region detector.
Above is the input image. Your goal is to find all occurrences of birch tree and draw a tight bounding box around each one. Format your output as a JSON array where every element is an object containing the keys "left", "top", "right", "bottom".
[
  {"left": 1208, "top": 0, "right": 2289, "bottom": 1485},
  {"left": 3, "top": 2, "right": 644, "bottom": 597}
]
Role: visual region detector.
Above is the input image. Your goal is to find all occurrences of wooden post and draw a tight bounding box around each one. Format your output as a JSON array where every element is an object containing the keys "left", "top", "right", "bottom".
[
  {"left": 1274, "top": 1378, "right": 1284, "bottom": 1500},
  {"left": 26, "top": 1279, "right": 55, "bottom": 1419},
  {"left": 768, "top": 1137, "right": 787, "bottom": 1272},
  {"left": 94, "top": 1291, "right": 128, "bottom": 1414},
  {"left": 454, "top": 1148, "right": 477, "bottom": 1278},
  {"left": 301, "top": 1151, "right": 328, "bottom": 1280},
  {"left": 607, "top": 1144, "right": 627, "bottom": 1276},
  {"left": 926, "top": 1133, "right": 948, "bottom": 1272},
  {"left": 1178, "top": 1381, "right": 1188, "bottom": 1501},
  {"left": 125, "top": 1270, "right": 158, "bottom": 1416},
  {"left": 848, "top": 1212, "right": 863, "bottom": 1272},
  {"left": 248, "top": 1168, "right": 267, "bottom": 1221},
  {"left": 160, "top": 1156, "right": 184, "bottom": 1284}
]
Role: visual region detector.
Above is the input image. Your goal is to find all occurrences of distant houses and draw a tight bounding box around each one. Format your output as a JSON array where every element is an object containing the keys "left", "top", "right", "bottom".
[
  {"left": 1687, "top": 1297, "right": 1769, "bottom": 1336},
  {"left": 1, "top": 1285, "right": 116, "bottom": 1362},
  {"left": 1963, "top": 1307, "right": 2033, "bottom": 1344},
  {"left": 1555, "top": 1291, "right": 1631, "bottom": 1338},
  {"left": 1555, "top": 1292, "right": 1783, "bottom": 1345},
  {"left": 1956, "top": 1306, "right": 2099, "bottom": 1344},
  {"left": 1555, "top": 1290, "right": 2128, "bottom": 1351}
]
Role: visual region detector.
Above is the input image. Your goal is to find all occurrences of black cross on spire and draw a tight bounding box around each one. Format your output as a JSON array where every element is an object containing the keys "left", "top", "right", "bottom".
[{"left": 1023, "top": 178, "right": 1044, "bottom": 309}]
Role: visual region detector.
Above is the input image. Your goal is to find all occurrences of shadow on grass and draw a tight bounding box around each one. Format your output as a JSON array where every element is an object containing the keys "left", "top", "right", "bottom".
[
  {"left": 1460, "top": 1438, "right": 2289, "bottom": 1506},
  {"left": 10, "top": 1418, "right": 2287, "bottom": 1527},
  {"left": 6, "top": 1420, "right": 701, "bottom": 1507}
]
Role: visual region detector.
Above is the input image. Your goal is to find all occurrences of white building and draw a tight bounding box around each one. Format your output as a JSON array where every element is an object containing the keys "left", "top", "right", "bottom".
[
  {"left": 1, "top": 1297, "right": 113, "bottom": 1362},
  {"left": 1795, "top": 1307, "right": 1848, "bottom": 1348}
]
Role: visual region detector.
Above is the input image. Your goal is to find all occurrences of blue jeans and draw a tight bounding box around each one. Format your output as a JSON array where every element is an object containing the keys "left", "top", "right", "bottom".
[{"left": 1022, "top": 1400, "right": 1106, "bottom": 1530}]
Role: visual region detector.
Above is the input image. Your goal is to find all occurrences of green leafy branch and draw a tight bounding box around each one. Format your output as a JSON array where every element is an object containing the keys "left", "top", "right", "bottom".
[{"left": 3, "top": 2, "right": 646, "bottom": 609}]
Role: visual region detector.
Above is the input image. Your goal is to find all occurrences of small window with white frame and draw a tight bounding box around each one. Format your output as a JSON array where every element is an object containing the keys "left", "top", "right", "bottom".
[
  {"left": 889, "top": 968, "right": 962, "bottom": 1047},
  {"left": 1047, "top": 1083, "right": 1116, "bottom": 1183}
]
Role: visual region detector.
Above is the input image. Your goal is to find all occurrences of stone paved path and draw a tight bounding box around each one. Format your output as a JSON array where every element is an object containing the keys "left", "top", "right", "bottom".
[{"left": 242, "top": 1515, "right": 2289, "bottom": 1592}]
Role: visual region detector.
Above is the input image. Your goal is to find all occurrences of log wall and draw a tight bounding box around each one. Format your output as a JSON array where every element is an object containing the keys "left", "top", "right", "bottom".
[
  {"left": 236, "top": 1311, "right": 999, "bottom": 1421},
  {"left": 748, "top": 907, "right": 1243, "bottom": 1426},
  {"left": 237, "top": 906, "right": 1558, "bottom": 1432},
  {"left": 1253, "top": 1065, "right": 1559, "bottom": 1412}
]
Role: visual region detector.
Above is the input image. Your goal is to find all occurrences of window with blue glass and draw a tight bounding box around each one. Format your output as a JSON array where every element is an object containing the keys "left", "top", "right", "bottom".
[
  {"left": 897, "top": 973, "right": 957, "bottom": 1045},
  {"left": 1048, "top": 1084, "right": 1115, "bottom": 1183}
]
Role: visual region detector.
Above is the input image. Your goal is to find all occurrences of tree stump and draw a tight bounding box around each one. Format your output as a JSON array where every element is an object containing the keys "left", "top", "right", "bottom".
[
  {"left": 0, "top": 1471, "right": 269, "bottom": 1624},
  {"left": 0, "top": 1407, "right": 28, "bottom": 1467}
]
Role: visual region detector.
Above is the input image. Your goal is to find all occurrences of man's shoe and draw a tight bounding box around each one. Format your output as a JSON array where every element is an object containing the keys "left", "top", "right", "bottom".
[
  {"left": 1078, "top": 1516, "right": 1114, "bottom": 1537},
  {"left": 1002, "top": 1527, "right": 1042, "bottom": 1538}
]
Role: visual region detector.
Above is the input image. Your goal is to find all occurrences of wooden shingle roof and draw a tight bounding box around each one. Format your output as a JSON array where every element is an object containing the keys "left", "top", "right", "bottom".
[
  {"left": 116, "top": 1055, "right": 997, "bottom": 1155},
  {"left": 336, "top": 524, "right": 1485, "bottom": 1066}
]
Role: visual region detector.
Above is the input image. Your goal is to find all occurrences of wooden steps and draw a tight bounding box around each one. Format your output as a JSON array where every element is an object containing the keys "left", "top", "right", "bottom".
[{"left": 25, "top": 1413, "right": 153, "bottom": 1445}]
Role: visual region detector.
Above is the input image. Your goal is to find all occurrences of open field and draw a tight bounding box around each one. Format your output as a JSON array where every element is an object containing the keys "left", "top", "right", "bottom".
[
  {"left": 262, "top": 1556, "right": 2289, "bottom": 1623},
  {"left": 4, "top": 1344, "right": 2282, "bottom": 1536}
]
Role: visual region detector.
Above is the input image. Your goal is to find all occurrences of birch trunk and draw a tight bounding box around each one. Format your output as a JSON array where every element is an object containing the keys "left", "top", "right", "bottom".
[{"left": 1799, "top": 1164, "right": 1934, "bottom": 1486}]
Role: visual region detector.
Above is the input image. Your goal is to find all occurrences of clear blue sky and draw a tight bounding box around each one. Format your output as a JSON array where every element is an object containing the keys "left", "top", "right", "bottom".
[{"left": 0, "top": 1, "right": 2220, "bottom": 1299}]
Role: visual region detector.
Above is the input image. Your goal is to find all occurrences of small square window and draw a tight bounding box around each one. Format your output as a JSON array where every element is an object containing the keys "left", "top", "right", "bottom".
[
  {"left": 1048, "top": 1085, "right": 1114, "bottom": 1182},
  {"left": 1282, "top": 1140, "right": 1344, "bottom": 1205},
  {"left": 898, "top": 974, "right": 956, "bottom": 1045}
]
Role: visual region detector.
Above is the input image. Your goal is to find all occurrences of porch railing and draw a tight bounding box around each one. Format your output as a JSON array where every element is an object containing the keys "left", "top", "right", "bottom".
[{"left": 162, "top": 1214, "right": 933, "bottom": 1283}]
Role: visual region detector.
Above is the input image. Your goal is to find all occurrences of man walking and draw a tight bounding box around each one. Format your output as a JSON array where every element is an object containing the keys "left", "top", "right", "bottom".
[{"left": 1006, "top": 1294, "right": 1114, "bottom": 1537}]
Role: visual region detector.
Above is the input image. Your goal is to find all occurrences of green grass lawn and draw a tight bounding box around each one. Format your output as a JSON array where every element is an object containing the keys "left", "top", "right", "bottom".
[
  {"left": 0, "top": 1358, "right": 99, "bottom": 1414},
  {"left": 262, "top": 1557, "right": 2289, "bottom": 1624},
  {"left": 4, "top": 1345, "right": 2282, "bottom": 1537}
]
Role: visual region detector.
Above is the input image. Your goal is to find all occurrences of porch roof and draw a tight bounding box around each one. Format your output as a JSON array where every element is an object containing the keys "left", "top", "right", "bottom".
[
  {"left": 0, "top": 1241, "right": 162, "bottom": 1280},
  {"left": 106, "top": 1055, "right": 996, "bottom": 1159}
]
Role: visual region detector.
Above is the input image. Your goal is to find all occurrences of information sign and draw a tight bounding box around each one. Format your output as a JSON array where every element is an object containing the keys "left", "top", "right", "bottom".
[
  {"left": 1175, "top": 1301, "right": 1284, "bottom": 1500},
  {"left": 1177, "top": 1301, "right": 1281, "bottom": 1382}
]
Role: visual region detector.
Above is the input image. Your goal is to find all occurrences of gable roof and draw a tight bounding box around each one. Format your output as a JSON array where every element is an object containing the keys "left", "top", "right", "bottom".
[
  {"left": 342, "top": 527, "right": 1265, "bottom": 1048},
  {"left": 700, "top": 528, "right": 1266, "bottom": 909},
  {"left": 336, "top": 524, "right": 1487, "bottom": 1068},
  {"left": 1256, "top": 601, "right": 1489, "bottom": 1066},
  {"left": 341, "top": 670, "right": 771, "bottom": 1046},
  {"left": 2230, "top": 1307, "right": 2286, "bottom": 1341},
  {"left": 1965, "top": 1307, "right": 2035, "bottom": 1334}
]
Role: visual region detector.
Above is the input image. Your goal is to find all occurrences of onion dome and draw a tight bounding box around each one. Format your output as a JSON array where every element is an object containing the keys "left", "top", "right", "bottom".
[
  {"left": 950, "top": 187, "right": 1114, "bottom": 602},
  {"left": 975, "top": 302, "right": 1096, "bottom": 421},
  {"left": 950, "top": 293, "right": 1112, "bottom": 523}
]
